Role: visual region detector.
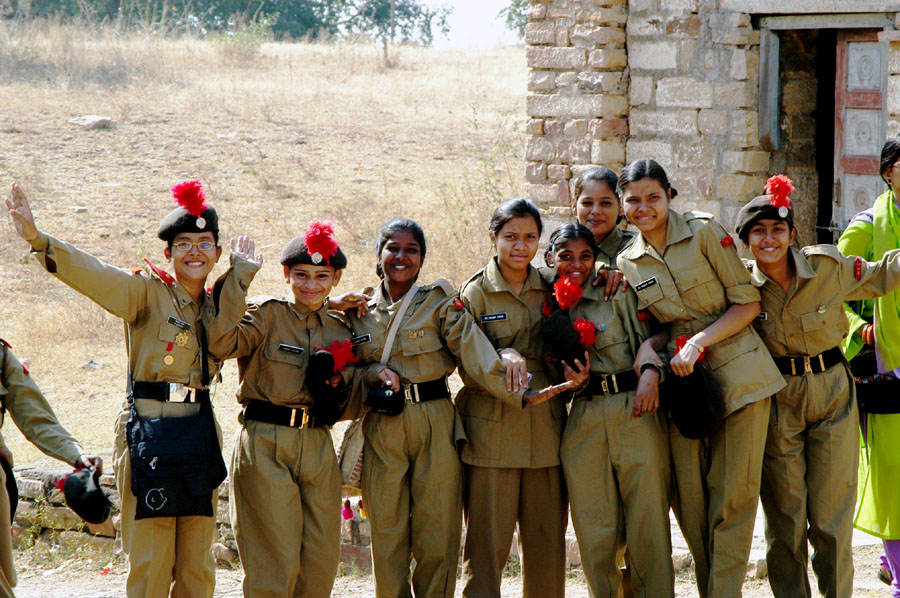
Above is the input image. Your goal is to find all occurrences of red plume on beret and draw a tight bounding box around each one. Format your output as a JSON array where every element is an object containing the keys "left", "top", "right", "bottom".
[
  {"left": 171, "top": 180, "right": 208, "bottom": 217},
  {"left": 305, "top": 221, "right": 340, "bottom": 265},
  {"left": 765, "top": 174, "right": 794, "bottom": 210},
  {"left": 325, "top": 339, "right": 358, "bottom": 373},
  {"left": 553, "top": 276, "right": 583, "bottom": 310}
]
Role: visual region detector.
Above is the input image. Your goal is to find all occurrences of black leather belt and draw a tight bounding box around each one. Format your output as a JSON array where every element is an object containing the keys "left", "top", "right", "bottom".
[
  {"left": 131, "top": 380, "right": 207, "bottom": 402},
  {"left": 402, "top": 377, "right": 450, "bottom": 404},
  {"left": 243, "top": 399, "right": 319, "bottom": 429},
  {"left": 580, "top": 370, "right": 639, "bottom": 399},
  {"left": 774, "top": 347, "right": 844, "bottom": 376}
]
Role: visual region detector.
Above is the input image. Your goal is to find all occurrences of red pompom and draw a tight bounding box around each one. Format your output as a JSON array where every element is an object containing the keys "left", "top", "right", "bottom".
[
  {"left": 637, "top": 310, "right": 652, "bottom": 322},
  {"left": 53, "top": 468, "right": 83, "bottom": 492},
  {"left": 541, "top": 301, "right": 552, "bottom": 318},
  {"left": 171, "top": 180, "right": 208, "bottom": 217},
  {"left": 765, "top": 174, "right": 793, "bottom": 210},
  {"left": 553, "top": 276, "right": 583, "bottom": 310},
  {"left": 453, "top": 298, "right": 465, "bottom": 310},
  {"left": 305, "top": 221, "right": 340, "bottom": 265},
  {"left": 573, "top": 318, "right": 597, "bottom": 348},
  {"left": 720, "top": 235, "right": 735, "bottom": 248},
  {"left": 325, "top": 339, "right": 359, "bottom": 373}
]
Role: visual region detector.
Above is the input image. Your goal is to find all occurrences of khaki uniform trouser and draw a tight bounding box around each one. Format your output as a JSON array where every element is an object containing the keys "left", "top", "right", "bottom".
[
  {"left": 0, "top": 463, "right": 15, "bottom": 598},
  {"left": 362, "top": 398, "right": 462, "bottom": 598},
  {"left": 230, "top": 419, "right": 342, "bottom": 598},
  {"left": 760, "top": 366, "right": 857, "bottom": 598},
  {"left": 561, "top": 392, "right": 673, "bottom": 598},
  {"left": 461, "top": 465, "right": 567, "bottom": 598},
  {"left": 114, "top": 399, "right": 220, "bottom": 598},
  {"left": 670, "top": 397, "right": 769, "bottom": 598}
]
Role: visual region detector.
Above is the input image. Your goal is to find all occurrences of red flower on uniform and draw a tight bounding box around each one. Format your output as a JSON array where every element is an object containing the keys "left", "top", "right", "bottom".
[
  {"left": 553, "top": 276, "right": 583, "bottom": 310},
  {"left": 325, "top": 339, "right": 359, "bottom": 373},
  {"left": 765, "top": 174, "right": 794, "bottom": 209},
  {"left": 170, "top": 180, "right": 208, "bottom": 217},
  {"left": 541, "top": 301, "right": 552, "bottom": 318},
  {"left": 453, "top": 298, "right": 465, "bottom": 310},
  {"left": 637, "top": 310, "right": 651, "bottom": 322},
  {"left": 573, "top": 318, "right": 597, "bottom": 348},
  {"left": 674, "top": 334, "right": 705, "bottom": 362},
  {"left": 720, "top": 235, "right": 735, "bottom": 248}
]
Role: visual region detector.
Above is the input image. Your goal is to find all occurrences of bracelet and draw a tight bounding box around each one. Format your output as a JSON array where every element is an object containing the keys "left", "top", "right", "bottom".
[{"left": 685, "top": 338, "right": 705, "bottom": 353}]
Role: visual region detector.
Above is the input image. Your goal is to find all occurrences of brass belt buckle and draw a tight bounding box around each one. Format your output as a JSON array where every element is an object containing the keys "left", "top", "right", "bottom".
[
  {"left": 290, "top": 408, "right": 298, "bottom": 427},
  {"left": 302, "top": 408, "right": 310, "bottom": 428},
  {"left": 818, "top": 353, "right": 826, "bottom": 372},
  {"left": 404, "top": 383, "right": 420, "bottom": 404},
  {"left": 290, "top": 407, "right": 310, "bottom": 428},
  {"left": 611, "top": 374, "right": 619, "bottom": 394},
  {"left": 601, "top": 378, "right": 610, "bottom": 396},
  {"left": 803, "top": 356, "right": 812, "bottom": 375}
]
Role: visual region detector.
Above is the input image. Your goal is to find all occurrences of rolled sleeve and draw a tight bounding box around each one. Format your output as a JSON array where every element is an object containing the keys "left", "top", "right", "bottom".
[{"left": 701, "top": 220, "right": 760, "bottom": 305}]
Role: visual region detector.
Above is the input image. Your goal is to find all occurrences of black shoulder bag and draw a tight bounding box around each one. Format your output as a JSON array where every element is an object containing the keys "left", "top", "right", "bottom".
[{"left": 126, "top": 322, "right": 227, "bottom": 519}]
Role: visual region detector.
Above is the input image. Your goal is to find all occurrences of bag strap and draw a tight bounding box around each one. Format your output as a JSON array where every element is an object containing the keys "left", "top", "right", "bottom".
[
  {"left": 379, "top": 284, "right": 418, "bottom": 365},
  {"left": 0, "top": 343, "right": 8, "bottom": 416}
]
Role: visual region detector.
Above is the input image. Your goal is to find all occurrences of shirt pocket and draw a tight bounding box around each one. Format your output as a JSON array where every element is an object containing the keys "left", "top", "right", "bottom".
[
  {"left": 705, "top": 326, "right": 760, "bottom": 371},
  {"left": 480, "top": 318, "right": 514, "bottom": 347},
  {"left": 458, "top": 392, "right": 502, "bottom": 422},
  {"left": 674, "top": 262, "right": 723, "bottom": 312},
  {"left": 799, "top": 304, "right": 844, "bottom": 354},
  {"left": 592, "top": 316, "right": 628, "bottom": 356},
  {"left": 259, "top": 341, "right": 306, "bottom": 401},
  {"left": 352, "top": 332, "right": 381, "bottom": 364},
  {"left": 399, "top": 331, "right": 445, "bottom": 379},
  {"left": 633, "top": 278, "right": 665, "bottom": 310},
  {"left": 156, "top": 323, "right": 197, "bottom": 378},
  {"left": 753, "top": 316, "right": 777, "bottom": 340}
]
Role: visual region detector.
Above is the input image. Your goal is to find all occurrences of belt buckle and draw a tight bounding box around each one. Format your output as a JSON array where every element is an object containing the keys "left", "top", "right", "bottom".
[
  {"left": 289, "top": 407, "right": 309, "bottom": 428},
  {"left": 601, "top": 378, "right": 610, "bottom": 396},
  {"left": 803, "top": 356, "right": 812, "bottom": 375},
  {"left": 818, "top": 353, "right": 826, "bottom": 372},
  {"left": 790, "top": 359, "right": 797, "bottom": 376},
  {"left": 403, "top": 383, "right": 420, "bottom": 404},
  {"left": 611, "top": 374, "right": 619, "bottom": 394}
]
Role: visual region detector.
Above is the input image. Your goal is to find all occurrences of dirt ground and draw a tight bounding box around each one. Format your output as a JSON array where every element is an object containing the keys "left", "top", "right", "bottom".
[{"left": 7, "top": 544, "right": 892, "bottom": 597}]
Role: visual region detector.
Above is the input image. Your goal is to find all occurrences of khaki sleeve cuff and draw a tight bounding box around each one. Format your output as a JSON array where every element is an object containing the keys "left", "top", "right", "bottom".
[
  {"left": 724, "top": 282, "right": 761, "bottom": 305},
  {"left": 29, "top": 232, "right": 49, "bottom": 253}
]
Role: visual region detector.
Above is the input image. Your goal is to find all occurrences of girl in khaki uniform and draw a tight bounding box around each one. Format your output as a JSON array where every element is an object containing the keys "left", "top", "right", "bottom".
[
  {"left": 545, "top": 223, "right": 672, "bottom": 598},
  {"left": 0, "top": 340, "right": 102, "bottom": 598},
  {"left": 615, "top": 160, "right": 785, "bottom": 598},
  {"left": 6, "top": 182, "right": 230, "bottom": 598},
  {"left": 735, "top": 178, "right": 900, "bottom": 598},
  {"left": 207, "top": 224, "right": 356, "bottom": 598},
  {"left": 346, "top": 218, "right": 583, "bottom": 598},
  {"left": 457, "top": 199, "right": 569, "bottom": 598},
  {"left": 571, "top": 167, "right": 635, "bottom": 269}
]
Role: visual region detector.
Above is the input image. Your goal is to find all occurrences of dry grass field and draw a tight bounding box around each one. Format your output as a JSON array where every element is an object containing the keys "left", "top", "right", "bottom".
[{"left": 0, "top": 20, "right": 524, "bottom": 466}]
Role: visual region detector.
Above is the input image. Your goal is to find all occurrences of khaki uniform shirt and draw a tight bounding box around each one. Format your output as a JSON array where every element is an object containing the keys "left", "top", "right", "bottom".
[
  {"left": 207, "top": 256, "right": 355, "bottom": 408},
  {"left": 750, "top": 245, "right": 900, "bottom": 358},
  {"left": 616, "top": 210, "right": 784, "bottom": 414},
  {"left": 597, "top": 227, "right": 636, "bottom": 270},
  {"left": 0, "top": 342, "right": 83, "bottom": 465},
  {"left": 456, "top": 259, "right": 563, "bottom": 468},
  {"left": 348, "top": 280, "right": 524, "bottom": 405},
  {"left": 29, "top": 233, "right": 220, "bottom": 388}
]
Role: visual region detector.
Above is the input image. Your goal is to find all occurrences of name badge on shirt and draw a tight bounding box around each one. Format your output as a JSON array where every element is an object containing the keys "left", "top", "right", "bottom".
[
  {"left": 277, "top": 344, "right": 304, "bottom": 354},
  {"left": 480, "top": 312, "right": 508, "bottom": 323},
  {"left": 758, "top": 312, "right": 768, "bottom": 321},
  {"left": 167, "top": 316, "right": 191, "bottom": 331},
  {"left": 351, "top": 334, "right": 372, "bottom": 346},
  {"left": 635, "top": 277, "right": 658, "bottom": 292}
]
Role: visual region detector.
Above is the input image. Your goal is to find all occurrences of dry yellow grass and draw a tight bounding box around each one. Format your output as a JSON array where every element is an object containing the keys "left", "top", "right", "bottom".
[{"left": 0, "top": 20, "right": 526, "bottom": 466}]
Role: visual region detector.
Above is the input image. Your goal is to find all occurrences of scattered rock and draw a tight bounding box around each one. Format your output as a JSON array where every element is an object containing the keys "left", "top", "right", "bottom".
[
  {"left": 565, "top": 536, "right": 581, "bottom": 567},
  {"left": 294, "top": 136, "right": 307, "bottom": 144},
  {"left": 80, "top": 360, "right": 107, "bottom": 370},
  {"left": 67, "top": 115, "right": 113, "bottom": 129},
  {"left": 213, "top": 541, "right": 239, "bottom": 565},
  {"left": 672, "top": 549, "right": 693, "bottom": 571}
]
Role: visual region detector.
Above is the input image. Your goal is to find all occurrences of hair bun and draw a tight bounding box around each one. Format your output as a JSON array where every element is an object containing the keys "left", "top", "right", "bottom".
[{"left": 669, "top": 187, "right": 679, "bottom": 199}]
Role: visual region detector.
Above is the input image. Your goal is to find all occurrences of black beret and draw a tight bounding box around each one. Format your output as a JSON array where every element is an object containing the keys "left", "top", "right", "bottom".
[
  {"left": 64, "top": 469, "right": 112, "bottom": 525},
  {"left": 734, "top": 195, "right": 794, "bottom": 240},
  {"left": 663, "top": 364, "right": 726, "bottom": 439},
  {"left": 157, "top": 206, "right": 219, "bottom": 243},
  {"left": 542, "top": 310, "right": 584, "bottom": 369},
  {"left": 280, "top": 234, "right": 348, "bottom": 269},
  {"left": 1, "top": 458, "right": 16, "bottom": 523}
]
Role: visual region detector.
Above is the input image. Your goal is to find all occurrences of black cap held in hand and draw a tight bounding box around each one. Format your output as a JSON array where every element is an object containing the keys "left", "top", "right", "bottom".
[{"left": 64, "top": 469, "right": 112, "bottom": 525}]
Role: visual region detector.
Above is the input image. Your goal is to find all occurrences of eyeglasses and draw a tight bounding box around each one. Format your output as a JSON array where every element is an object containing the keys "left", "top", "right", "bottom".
[{"left": 172, "top": 241, "right": 216, "bottom": 252}]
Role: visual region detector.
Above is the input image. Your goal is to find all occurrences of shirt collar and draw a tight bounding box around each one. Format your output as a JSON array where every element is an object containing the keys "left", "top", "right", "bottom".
[
  {"left": 482, "top": 258, "right": 544, "bottom": 295},
  {"left": 749, "top": 247, "right": 814, "bottom": 287},
  {"left": 624, "top": 210, "right": 692, "bottom": 260},
  {"left": 597, "top": 227, "right": 625, "bottom": 258}
]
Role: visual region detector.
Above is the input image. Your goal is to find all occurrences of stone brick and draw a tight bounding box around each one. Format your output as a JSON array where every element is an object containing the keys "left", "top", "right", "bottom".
[
  {"left": 525, "top": 22, "right": 556, "bottom": 45},
  {"left": 888, "top": 118, "right": 900, "bottom": 138},
  {"left": 630, "top": 41, "right": 678, "bottom": 71},
  {"left": 698, "top": 109, "right": 727, "bottom": 135},
  {"left": 630, "top": 76, "right": 654, "bottom": 106},
  {"left": 667, "top": 15, "right": 701, "bottom": 37},
  {"left": 564, "top": 119, "right": 588, "bottom": 136},
  {"left": 17, "top": 478, "right": 45, "bottom": 501},
  {"left": 783, "top": 78, "right": 817, "bottom": 115},
  {"left": 526, "top": 136, "right": 556, "bottom": 162},
  {"left": 559, "top": 139, "right": 591, "bottom": 163},
  {"left": 714, "top": 81, "right": 755, "bottom": 109},
  {"left": 527, "top": 94, "right": 626, "bottom": 118},
  {"left": 718, "top": 174, "right": 766, "bottom": 201},
  {"left": 592, "top": 139, "right": 626, "bottom": 164},
  {"left": 630, "top": 109, "right": 698, "bottom": 137},
  {"left": 525, "top": 3, "right": 547, "bottom": 20},
  {"left": 889, "top": 43, "right": 900, "bottom": 75},
  {"left": 86, "top": 517, "right": 117, "bottom": 537},
  {"left": 626, "top": 140, "right": 674, "bottom": 172},
  {"left": 571, "top": 24, "right": 625, "bottom": 45},
  {"left": 723, "top": 150, "right": 770, "bottom": 174},
  {"left": 556, "top": 72, "right": 577, "bottom": 87},
  {"left": 626, "top": 13, "right": 664, "bottom": 36},
  {"left": 527, "top": 47, "right": 587, "bottom": 70},
  {"left": 676, "top": 141, "right": 716, "bottom": 169},
  {"left": 556, "top": 29, "right": 570, "bottom": 47},
  {"left": 588, "top": 7, "right": 627, "bottom": 25},
  {"left": 577, "top": 71, "right": 623, "bottom": 93},
  {"left": 548, "top": 164, "right": 572, "bottom": 180},
  {"left": 528, "top": 71, "right": 556, "bottom": 91},
  {"left": 889, "top": 76, "right": 900, "bottom": 115},
  {"left": 526, "top": 183, "right": 562, "bottom": 206},
  {"left": 656, "top": 78, "right": 713, "bottom": 108},
  {"left": 526, "top": 118, "right": 544, "bottom": 135},
  {"left": 590, "top": 118, "right": 629, "bottom": 138},
  {"left": 545, "top": 119, "right": 565, "bottom": 135},
  {"left": 526, "top": 162, "right": 548, "bottom": 183},
  {"left": 729, "top": 111, "right": 759, "bottom": 149},
  {"left": 697, "top": 172, "right": 714, "bottom": 199},
  {"left": 547, "top": 6, "right": 574, "bottom": 19},
  {"left": 730, "top": 49, "right": 757, "bottom": 81},
  {"left": 711, "top": 12, "right": 757, "bottom": 45},
  {"left": 589, "top": 48, "right": 627, "bottom": 70}
]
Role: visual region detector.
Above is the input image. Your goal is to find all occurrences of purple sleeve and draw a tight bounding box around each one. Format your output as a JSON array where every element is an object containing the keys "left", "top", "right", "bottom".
[{"left": 850, "top": 208, "right": 875, "bottom": 226}]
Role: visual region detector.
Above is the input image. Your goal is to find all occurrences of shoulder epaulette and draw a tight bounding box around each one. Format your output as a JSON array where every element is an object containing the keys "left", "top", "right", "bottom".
[
  {"left": 428, "top": 278, "right": 457, "bottom": 297},
  {"left": 143, "top": 258, "right": 175, "bottom": 285},
  {"left": 683, "top": 210, "right": 714, "bottom": 221},
  {"left": 248, "top": 295, "right": 285, "bottom": 307},
  {"left": 459, "top": 269, "right": 485, "bottom": 295},
  {"left": 802, "top": 244, "right": 843, "bottom": 261},
  {"left": 326, "top": 311, "right": 353, "bottom": 330},
  {"left": 0, "top": 339, "right": 10, "bottom": 349}
]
